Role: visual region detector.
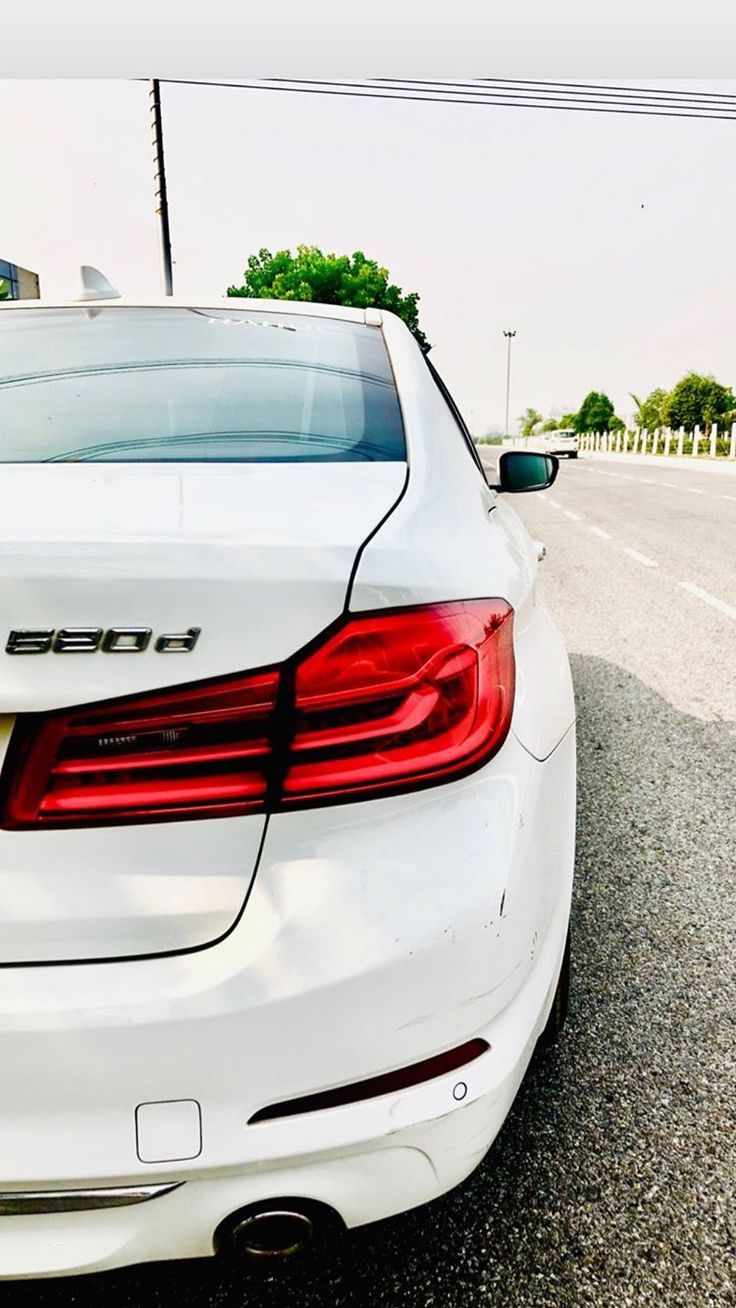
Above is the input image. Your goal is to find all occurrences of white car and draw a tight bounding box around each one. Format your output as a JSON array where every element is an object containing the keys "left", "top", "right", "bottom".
[
  {"left": 0, "top": 282, "right": 575, "bottom": 1279},
  {"left": 543, "top": 428, "right": 579, "bottom": 458}
]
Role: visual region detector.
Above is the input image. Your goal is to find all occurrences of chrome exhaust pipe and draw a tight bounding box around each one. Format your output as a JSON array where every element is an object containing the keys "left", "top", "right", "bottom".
[
  {"left": 229, "top": 1207, "right": 315, "bottom": 1258},
  {"left": 215, "top": 1198, "right": 345, "bottom": 1260}
]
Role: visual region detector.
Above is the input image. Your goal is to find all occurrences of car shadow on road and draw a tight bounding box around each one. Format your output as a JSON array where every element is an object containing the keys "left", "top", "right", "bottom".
[{"left": 5, "top": 657, "right": 736, "bottom": 1308}]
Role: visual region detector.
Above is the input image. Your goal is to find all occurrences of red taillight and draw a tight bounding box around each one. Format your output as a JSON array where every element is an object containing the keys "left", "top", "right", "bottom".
[
  {"left": 284, "top": 600, "right": 514, "bottom": 804},
  {"left": 1, "top": 671, "right": 280, "bottom": 828},
  {"left": 0, "top": 600, "right": 514, "bottom": 828}
]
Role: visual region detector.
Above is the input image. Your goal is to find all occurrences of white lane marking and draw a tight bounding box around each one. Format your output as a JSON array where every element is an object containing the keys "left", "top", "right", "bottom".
[
  {"left": 563, "top": 509, "right": 582, "bottom": 521},
  {"left": 545, "top": 497, "right": 562, "bottom": 509},
  {"left": 679, "top": 581, "right": 736, "bottom": 621},
  {"left": 687, "top": 488, "right": 707, "bottom": 496},
  {"left": 622, "top": 547, "right": 659, "bottom": 568},
  {"left": 589, "top": 525, "right": 612, "bottom": 539},
  {"left": 721, "top": 495, "right": 736, "bottom": 503}
]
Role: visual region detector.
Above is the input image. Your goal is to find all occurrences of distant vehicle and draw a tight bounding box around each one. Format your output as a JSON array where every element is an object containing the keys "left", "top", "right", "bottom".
[
  {"left": 543, "top": 428, "right": 579, "bottom": 458},
  {"left": 0, "top": 279, "right": 575, "bottom": 1278}
]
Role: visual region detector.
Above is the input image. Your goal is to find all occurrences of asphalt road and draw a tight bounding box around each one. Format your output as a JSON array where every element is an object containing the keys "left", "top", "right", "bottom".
[{"left": 6, "top": 453, "right": 736, "bottom": 1307}]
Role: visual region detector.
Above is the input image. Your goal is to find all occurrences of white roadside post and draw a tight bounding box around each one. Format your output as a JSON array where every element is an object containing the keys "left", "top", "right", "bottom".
[
  {"left": 710, "top": 423, "right": 718, "bottom": 459},
  {"left": 664, "top": 427, "right": 672, "bottom": 458},
  {"left": 632, "top": 428, "right": 639, "bottom": 454},
  {"left": 623, "top": 429, "right": 630, "bottom": 454},
  {"left": 693, "top": 425, "right": 701, "bottom": 458},
  {"left": 677, "top": 426, "right": 685, "bottom": 457},
  {"left": 615, "top": 430, "right": 621, "bottom": 452},
  {"left": 652, "top": 427, "right": 660, "bottom": 457},
  {"left": 641, "top": 428, "right": 649, "bottom": 455},
  {"left": 730, "top": 422, "right": 736, "bottom": 460}
]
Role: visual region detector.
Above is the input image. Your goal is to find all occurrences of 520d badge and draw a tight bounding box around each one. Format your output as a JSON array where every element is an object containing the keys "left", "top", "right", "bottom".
[{"left": 6, "top": 627, "right": 201, "bottom": 654}]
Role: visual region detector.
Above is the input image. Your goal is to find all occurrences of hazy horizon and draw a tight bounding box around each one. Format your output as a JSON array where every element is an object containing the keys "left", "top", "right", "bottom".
[{"left": 3, "top": 78, "right": 736, "bottom": 432}]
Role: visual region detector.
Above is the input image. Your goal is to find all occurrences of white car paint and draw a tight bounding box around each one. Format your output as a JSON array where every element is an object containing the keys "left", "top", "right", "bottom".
[
  {"left": 542, "top": 428, "right": 579, "bottom": 457},
  {"left": 0, "top": 294, "right": 575, "bottom": 1279}
]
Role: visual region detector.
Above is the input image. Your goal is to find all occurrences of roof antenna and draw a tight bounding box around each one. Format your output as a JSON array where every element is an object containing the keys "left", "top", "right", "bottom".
[{"left": 77, "top": 265, "right": 121, "bottom": 302}]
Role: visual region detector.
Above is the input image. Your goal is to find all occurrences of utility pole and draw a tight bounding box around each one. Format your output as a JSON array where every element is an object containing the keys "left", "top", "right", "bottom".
[
  {"left": 149, "top": 79, "right": 173, "bottom": 296},
  {"left": 503, "top": 330, "right": 516, "bottom": 439}
]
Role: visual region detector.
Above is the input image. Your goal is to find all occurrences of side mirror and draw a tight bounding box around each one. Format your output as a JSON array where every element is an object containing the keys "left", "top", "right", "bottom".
[{"left": 493, "top": 450, "right": 559, "bottom": 493}]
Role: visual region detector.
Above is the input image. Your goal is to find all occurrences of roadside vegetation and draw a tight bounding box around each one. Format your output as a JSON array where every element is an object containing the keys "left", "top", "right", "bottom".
[
  {"left": 518, "top": 374, "right": 736, "bottom": 455},
  {"left": 227, "top": 246, "right": 430, "bottom": 351}
]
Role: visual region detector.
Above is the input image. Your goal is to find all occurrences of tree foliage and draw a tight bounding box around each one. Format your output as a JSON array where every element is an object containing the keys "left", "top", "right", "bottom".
[
  {"left": 227, "top": 245, "right": 430, "bottom": 350},
  {"left": 519, "top": 407, "right": 543, "bottom": 437},
  {"left": 541, "top": 418, "right": 558, "bottom": 431},
  {"left": 0, "top": 279, "right": 10, "bottom": 301},
  {"left": 630, "top": 388, "right": 668, "bottom": 432},
  {"left": 662, "top": 372, "right": 735, "bottom": 431},
  {"left": 573, "top": 391, "right": 616, "bottom": 433}
]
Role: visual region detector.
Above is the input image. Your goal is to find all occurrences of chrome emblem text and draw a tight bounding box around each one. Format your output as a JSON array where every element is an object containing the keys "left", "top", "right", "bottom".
[{"left": 6, "top": 627, "right": 201, "bottom": 655}]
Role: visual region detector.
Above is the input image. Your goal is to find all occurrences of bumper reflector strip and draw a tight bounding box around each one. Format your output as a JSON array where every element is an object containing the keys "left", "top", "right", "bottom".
[
  {"left": 0, "top": 1182, "right": 183, "bottom": 1215},
  {"left": 248, "top": 1038, "right": 489, "bottom": 1124}
]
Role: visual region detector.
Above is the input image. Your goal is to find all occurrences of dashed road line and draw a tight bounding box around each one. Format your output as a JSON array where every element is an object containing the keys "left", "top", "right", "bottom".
[
  {"left": 562, "top": 509, "right": 582, "bottom": 521},
  {"left": 623, "top": 547, "right": 659, "bottom": 569},
  {"left": 589, "top": 525, "right": 612, "bottom": 539},
  {"left": 687, "top": 488, "right": 707, "bottom": 496},
  {"left": 679, "top": 582, "right": 736, "bottom": 621},
  {"left": 722, "top": 495, "right": 736, "bottom": 503}
]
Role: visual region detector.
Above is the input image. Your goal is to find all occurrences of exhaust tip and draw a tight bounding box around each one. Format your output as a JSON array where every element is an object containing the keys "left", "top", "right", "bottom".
[
  {"left": 215, "top": 1198, "right": 344, "bottom": 1262},
  {"left": 230, "top": 1208, "right": 314, "bottom": 1259}
]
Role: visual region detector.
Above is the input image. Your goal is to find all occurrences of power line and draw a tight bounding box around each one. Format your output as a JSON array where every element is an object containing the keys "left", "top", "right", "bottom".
[
  {"left": 357, "top": 77, "right": 736, "bottom": 112},
  {"left": 263, "top": 77, "right": 736, "bottom": 116},
  {"left": 474, "top": 77, "right": 736, "bottom": 103},
  {"left": 376, "top": 77, "right": 736, "bottom": 105},
  {"left": 158, "top": 78, "right": 736, "bottom": 122}
]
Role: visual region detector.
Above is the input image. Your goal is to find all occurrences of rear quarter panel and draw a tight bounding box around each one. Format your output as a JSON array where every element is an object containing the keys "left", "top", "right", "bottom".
[{"left": 350, "top": 313, "right": 575, "bottom": 761}]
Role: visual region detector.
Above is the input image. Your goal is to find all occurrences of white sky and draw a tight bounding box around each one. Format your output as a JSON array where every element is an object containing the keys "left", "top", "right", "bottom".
[{"left": 2, "top": 78, "right": 736, "bottom": 432}]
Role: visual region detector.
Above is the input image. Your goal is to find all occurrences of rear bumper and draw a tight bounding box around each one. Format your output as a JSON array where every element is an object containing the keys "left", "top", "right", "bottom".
[
  {"left": 0, "top": 727, "right": 575, "bottom": 1279},
  {"left": 0, "top": 882, "right": 569, "bottom": 1279}
]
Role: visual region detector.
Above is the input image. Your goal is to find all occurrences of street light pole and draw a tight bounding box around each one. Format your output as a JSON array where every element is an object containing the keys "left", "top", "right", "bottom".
[
  {"left": 149, "top": 79, "right": 173, "bottom": 296},
  {"left": 503, "top": 330, "right": 516, "bottom": 439}
]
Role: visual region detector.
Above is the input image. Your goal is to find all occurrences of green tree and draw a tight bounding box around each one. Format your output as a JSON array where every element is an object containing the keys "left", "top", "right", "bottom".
[
  {"left": 662, "top": 372, "right": 735, "bottom": 430},
  {"left": 0, "top": 279, "right": 10, "bottom": 301},
  {"left": 519, "top": 407, "right": 543, "bottom": 437},
  {"left": 630, "top": 388, "right": 668, "bottom": 431},
  {"left": 227, "top": 246, "right": 430, "bottom": 350},
  {"left": 573, "top": 391, "right": 616, "bottom": 433},
  {"left": 541, "top": 418, "right": 558, "bottom": 431},
  {"left": 559, "top": 412, "right": 577, "bottom": 429}
]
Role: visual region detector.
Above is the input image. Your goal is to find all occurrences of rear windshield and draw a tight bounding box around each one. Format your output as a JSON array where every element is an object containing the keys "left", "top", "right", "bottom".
[{"left": 0, "top": 306, "right": 406, "bottom": 463}]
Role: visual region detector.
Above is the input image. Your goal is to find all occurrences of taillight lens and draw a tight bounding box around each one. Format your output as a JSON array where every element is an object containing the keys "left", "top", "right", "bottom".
[
  {"left": 284, "top": 600, "right": 514, "bottom": 804},
  {"left": 0, "top": 600, "right": 514, "bottom": 828},
  {"left": 1, "top": 671, "right": 280, "bottom": 828}
]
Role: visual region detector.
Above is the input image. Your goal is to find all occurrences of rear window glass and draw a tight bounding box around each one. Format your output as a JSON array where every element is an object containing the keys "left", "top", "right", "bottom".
[{"left": 0, "top": 306, "right": 405, "bottom": 463}]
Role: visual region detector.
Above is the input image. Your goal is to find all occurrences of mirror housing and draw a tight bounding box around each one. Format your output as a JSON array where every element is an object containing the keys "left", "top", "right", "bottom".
[{"left": 493, "top": 450, "right": 559, "bottom": 494}]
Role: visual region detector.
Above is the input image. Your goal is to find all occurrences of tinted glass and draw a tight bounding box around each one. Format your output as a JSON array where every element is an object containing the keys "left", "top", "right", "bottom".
[
  {"left": 500, "top": 451, "right": 555, "bottom": 491},
  {"left": 0, "top": 307, "right": 405, "bottom": 463}
]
